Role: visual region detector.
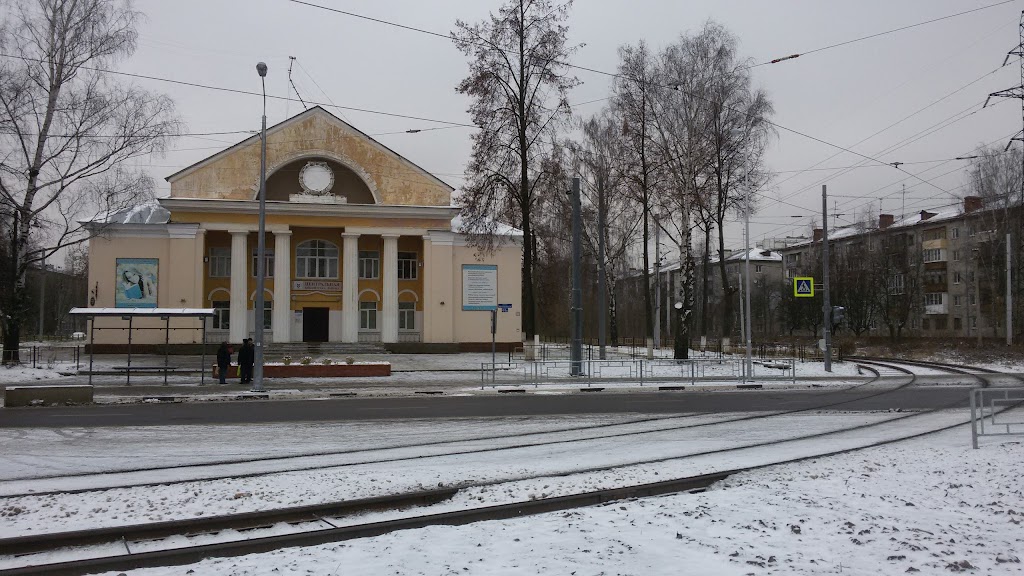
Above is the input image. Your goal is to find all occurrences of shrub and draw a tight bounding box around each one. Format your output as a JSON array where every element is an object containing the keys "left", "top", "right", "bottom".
[
  {"left": 345, "top": 356, "right": 355, "bottom": 365},
  {"left": 322, "top": 357, "right": 333, "bottom": 365},
  {"left": 300, "top": 356, "right": 313, "bottom": 365},
  {"left": 282, "top": 355, "right": 292, "bottom": 365}
]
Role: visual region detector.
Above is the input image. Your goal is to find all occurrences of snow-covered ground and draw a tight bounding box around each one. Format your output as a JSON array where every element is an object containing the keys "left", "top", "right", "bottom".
[{"left": 6, "top": 420, "right": 1009, "bottom": 575}]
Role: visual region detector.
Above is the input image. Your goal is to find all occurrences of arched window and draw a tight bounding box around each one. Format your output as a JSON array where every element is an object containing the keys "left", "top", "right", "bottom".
[{"left": 295, "top": 240, "right": 339, "bottom": 279}]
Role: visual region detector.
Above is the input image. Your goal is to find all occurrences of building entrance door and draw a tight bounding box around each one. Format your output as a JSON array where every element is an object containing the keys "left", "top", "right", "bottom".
[{"left": 302, "top": 307, "right": 329, "bottom": 342}]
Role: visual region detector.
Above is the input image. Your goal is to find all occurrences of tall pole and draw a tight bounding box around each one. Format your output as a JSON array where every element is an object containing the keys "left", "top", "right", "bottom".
[
  {"left": 597, "top": 178, "right": 607, "bottom": 360},
  {"left": 38, "top": 251, "right": 45, "bottom": 341},
  {"left": 654, "top": 217, "right": 661, "bottom": 349},
  {"left": 252, "top": 62, "right": 269, "bottom": 393},
  {"left": 738, "top": 271, "right": 746, "bottom": 383},
  {"left": 822, "top": 185, "right": 832, "bottom": 373},
  {"left": 570, "top": 177, "right": 583, "bottom": 376},
  {"left": 1007, "top": 233, "right": 1013, "bottom": 345},
  {"left": 744, "top": 178, "right": 753, "bottom": 379}
]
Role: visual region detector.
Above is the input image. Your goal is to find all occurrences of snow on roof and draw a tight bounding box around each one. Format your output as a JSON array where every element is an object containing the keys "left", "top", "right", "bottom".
[
  {"left": 86, "top": 200, "right": 170, "bottom": 225},
  {"left": 890, "top": 209, "right": 960, "bottom": 229},
  {"left": 725, "top": 247, "right": 783, "bottom": 263},
  {"left": 450, "top": 214, "right": 523, "bottom": 236}
]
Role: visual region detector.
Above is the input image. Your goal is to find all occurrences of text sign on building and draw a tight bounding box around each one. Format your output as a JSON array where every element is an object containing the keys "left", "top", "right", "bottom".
[
  {"left": 498, "top": 303, "right": 513, "bottom": 313},
  {"left": 462, "top": 264, "right": 498, "bottom": 310},
  {"left": 292, "top": 280, "right": 342, "bottom": 292},
  {"left": 793, "top": 277, "right": 815, "bottom": 298}
]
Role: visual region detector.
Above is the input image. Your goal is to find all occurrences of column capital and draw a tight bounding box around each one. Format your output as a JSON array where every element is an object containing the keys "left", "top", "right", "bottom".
[
  {"left": 271, "top": 229, "right": 292, "bottom": 236},
  {"left": 381, "top": 233, "right": 401, "bottom": 239},
  {"left": 341, "top": 232, "right": 361, "bottom": 239}
]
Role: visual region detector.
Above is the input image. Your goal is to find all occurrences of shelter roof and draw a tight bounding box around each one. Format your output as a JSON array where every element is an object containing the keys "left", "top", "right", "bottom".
[{"left": 69, "top": 308, "right": 214, "bottom": 317}]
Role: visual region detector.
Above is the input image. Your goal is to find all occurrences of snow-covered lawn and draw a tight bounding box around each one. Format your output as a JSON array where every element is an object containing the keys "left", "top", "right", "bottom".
[{"left": 68, "top": 425, "right": 1021, "bottom": 576}]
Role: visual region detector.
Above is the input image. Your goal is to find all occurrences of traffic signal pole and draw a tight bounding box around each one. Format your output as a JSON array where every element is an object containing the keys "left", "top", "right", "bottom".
[{"left": 822, "top": 185, "right": 832, "bottom": 373}]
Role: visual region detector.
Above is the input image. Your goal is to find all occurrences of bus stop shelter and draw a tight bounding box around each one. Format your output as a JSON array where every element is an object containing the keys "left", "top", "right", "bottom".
[{"left": 68, "top": 308, "right": 214, "bottom": 386}]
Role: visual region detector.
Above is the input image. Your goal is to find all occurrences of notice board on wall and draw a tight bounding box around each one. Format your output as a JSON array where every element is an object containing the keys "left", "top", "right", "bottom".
[{"left": 462, "top": 264, "right": 497, "bottom": 311}]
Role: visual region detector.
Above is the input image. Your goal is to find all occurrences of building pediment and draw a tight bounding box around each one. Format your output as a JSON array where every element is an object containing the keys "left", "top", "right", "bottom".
[{"left": 166, "top": 107, "right": 453, "bottom": 207}]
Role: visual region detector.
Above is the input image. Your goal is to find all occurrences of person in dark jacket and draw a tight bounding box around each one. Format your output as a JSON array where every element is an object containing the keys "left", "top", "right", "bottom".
[
  {"left": 239, "top": 338, "right": 255, "bottom": 384},
  {"left": 216, "top": 341, "right": 232, "bottom": 384}
]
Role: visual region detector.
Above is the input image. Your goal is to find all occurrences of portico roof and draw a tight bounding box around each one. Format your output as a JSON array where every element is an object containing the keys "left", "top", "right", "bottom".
[{"left": 158, "top": 197, "right": 462, "bottom": 221}]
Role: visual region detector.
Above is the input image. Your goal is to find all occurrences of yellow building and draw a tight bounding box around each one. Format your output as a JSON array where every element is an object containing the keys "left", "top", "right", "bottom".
[{"left": 86, "top": 107, "right": 522, "bottom": 349}]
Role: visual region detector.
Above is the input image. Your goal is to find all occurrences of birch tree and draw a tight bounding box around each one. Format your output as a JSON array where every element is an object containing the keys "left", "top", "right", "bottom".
[{"left": 0, "top": 0, "right": 180, "bottom": 363}]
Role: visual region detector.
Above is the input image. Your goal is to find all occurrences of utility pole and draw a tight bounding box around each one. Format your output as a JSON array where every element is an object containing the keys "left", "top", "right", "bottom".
[
  {"left": 744, "top": 178, "right": 753, "bottom": 380},
  {"left": 738, "top": 271, "right": 746, "bottom": 383},
  {"left": 822, "top": 185, "right": 832, "bottom": 373},
  {"left": 984, "top": 10, "right": 1024, "bottom": 345},
  {"left": 598, "top": 175, "right": 607, "bottom": 360},
  {"left": 1008, "top": 233, "right": 1013, "bottom": 345},
  {"left": 570, "top": 177, "right": 583, "bottom": 376},
  {"left": 654, "top": 217, "right": 661, "bottom": 349},
  {"left": 38, "top": 251, "right": 45, "bottom": 341}
]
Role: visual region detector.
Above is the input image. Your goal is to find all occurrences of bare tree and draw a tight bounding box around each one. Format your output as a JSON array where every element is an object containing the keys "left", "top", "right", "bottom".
[
  {"left": 612, "top": 41, "right": 662, "bottom": 343},
  {"left": 568, "top": 110, "right": 640, "bottom": 347},
  {"left": 451, "top": 0, "right": 580, "bottom": 341},
  {"left": 0, "top": 0, "right": 180, "bottom": 363}
]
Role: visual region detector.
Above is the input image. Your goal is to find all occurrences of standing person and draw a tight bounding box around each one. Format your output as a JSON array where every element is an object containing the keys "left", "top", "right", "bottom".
[
  {"left": 239, "top": 338, "right": 254, "bottom": 385},
  {"left": 216, "top": 341, "right": 232, "bottom": 385}
]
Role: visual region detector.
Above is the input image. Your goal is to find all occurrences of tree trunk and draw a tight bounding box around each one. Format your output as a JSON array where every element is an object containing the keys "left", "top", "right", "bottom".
[
  {"left": 717, "top": 222, "right": 734, "bottom": 337},
  {"left": 700, "top": 224, "right": 712, "bottom": 336}
]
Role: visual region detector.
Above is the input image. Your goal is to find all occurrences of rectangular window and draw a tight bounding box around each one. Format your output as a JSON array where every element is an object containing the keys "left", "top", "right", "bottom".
[
  {"left": 359, "top": 251, "right": 380, "bottom": 279},
  {"left": 209, "top": 247, "right": 231, "bottom": 278},
  {"left": 970, "top": 293, "right": 977, "bottom": 306},
  {"left": 755, "top": 265, "right": 763, "bottom": 273},
  {"left": 785, "top": 253, "right": 801, "bottom": 265},
  {"left": 953, "top": 271, "right": 962, "bottom": 284},
  {"left": 954, "top": 295, "right": 962, "bottom": 307},
  {"left": 262, "top": 301, "right": 272, "bottom": 330},
  {"left": 924, "top": 293, "right": 943, "bottom": 306},
  {"left": 954, "top": 317, "right": 963, "bottom": 330},
  {"left": 398, "top": 251, "right": 418, "bottom": 280},
  {"left": 252, "top": 250, "right": 274, "bottom": 278},
  {"left": 213, "top": 300, "right": 230, "bottom": 329},
  {"left": 952, "top": 228, "right": 960, "bottom": 239},
  {"left": 398, "top": 301, "right": 416, "bottom": 330},
  {"left": 922, "top": 319, "right": 930, "bottom": 330},
  {"left": 935, "top": 318, "right": 948, "bottom": 330},
  {"left": 953, "top": 250, "right": 961, "bottom": 262},
  {"left": 888, "top": 274, "right": 905, "bottom": 295},
  {"left": 359, "top": 301, "right": 377, "bottom": 330},
  {"left": 972, "top": 317, "right": 978, "bottom": 329},
  {"left": 922, "top": 248, "right": 942, "bottom": 263}
]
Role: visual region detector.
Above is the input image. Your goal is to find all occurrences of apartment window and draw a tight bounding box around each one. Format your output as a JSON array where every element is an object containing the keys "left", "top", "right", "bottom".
[
  {"left": 755, "top": 265, "right": 763, "bottom": 273},
  {"left": 251, "top": 249, "right": 274, "bottom": 278},
  {"left": 212, "top": 300, "right": 229, "bottom": 329},
  {"left": 953, "top": 271, "right": 962, "bottom": 284},
  {"left": 953, "top": 250, "right": 961, "bottom": 262},
  {"left": 922, "top": 319, "right": 930, "bottom": 330},
  {"left": 888, "top": 274, "right": 905, "bottom": 295},
  {"left": 972, "top": 318, "right": 978, "bottom": 329},
  {"left": 954, "top": 317, "right": 963, "bottom": 330},
  {"left": 935, "top": 318, "right": 948, "bottom": 330},
  {"left": 398, "top": 301, "right": 416, "bottom": 330},
  {"left": 970, "top": 293, "right": 977, "bottom": 306},
  {"left": 952, "top": 227, "right": 960, "bottom": 239},
  {"left": 922, "top": 248, "right": 942, "bottom": 263},
  {"left": 209, "top": 247, "right": 231, "bottom": 277},
  {"left": 785, "top": 253, "right": 801, "bottom": 265},
  {"left": 954, "top": 295, "right": 962, "bottom": 307},
  {"left": 359, "top": 301, "right": 378, "bottom": 330},
  {"left": 924, "top": 228, "right": 946, "bottom": 241},
  {"left": 359, "top": 250, "right": 380, "bottom": 279},
  {"left": 295, "top": 240, "right": 338, "bottom": 279},
  {"left": 398, "top": 251, "right": 418, "bottom": 280},
  {"left": 924, "top": 293, "right": 943, "bottom": 306}
]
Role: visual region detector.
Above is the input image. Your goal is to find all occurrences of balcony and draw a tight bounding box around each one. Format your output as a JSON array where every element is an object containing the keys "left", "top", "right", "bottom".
[{"left": 924, "top": 303, "right": 948, "bottom": 315}]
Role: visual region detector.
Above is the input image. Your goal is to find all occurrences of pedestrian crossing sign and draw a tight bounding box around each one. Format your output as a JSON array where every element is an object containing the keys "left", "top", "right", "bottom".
[{"left": 794, "top": 277, "right": 814, "bottom": 297}]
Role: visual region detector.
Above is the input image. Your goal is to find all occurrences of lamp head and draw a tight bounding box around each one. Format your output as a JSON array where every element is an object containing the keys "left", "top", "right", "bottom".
[
  {"left": 256, "top": 62, "right": 268, "bottom": 77},
  {"left": 674, "top": 302, "right": 683, "bottom": 310}
]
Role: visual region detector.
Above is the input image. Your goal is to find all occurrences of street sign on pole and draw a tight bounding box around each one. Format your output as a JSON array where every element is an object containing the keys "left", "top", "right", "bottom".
[{"left": 793, "top": 277, "right": 814, "bottom": 298}]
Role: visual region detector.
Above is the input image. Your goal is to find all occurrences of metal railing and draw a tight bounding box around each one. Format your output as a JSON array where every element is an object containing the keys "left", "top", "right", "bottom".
[
  {"left": 481, "top": 357, "right": 797, "bottom": 388},
  {"left": 970, "top": 387, "right": 1024, "bottom": 448},
  {"left": 0, "top": 345, "right": 82, "bottom": 369}
]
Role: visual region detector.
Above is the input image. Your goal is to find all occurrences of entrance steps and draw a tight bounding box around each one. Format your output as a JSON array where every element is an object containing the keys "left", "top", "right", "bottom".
[{"left": 265, "top": 342, "right": 387, "bottom": 359}]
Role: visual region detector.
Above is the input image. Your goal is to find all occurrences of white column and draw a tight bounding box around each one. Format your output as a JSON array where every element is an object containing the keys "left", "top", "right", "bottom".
[
  {"left": 272, "top": 230, "right": 292, "bottom": 343},
  {"left": 229, "top": 230, "right": 248, "bottom": 343},
  {"left": 382, "top": 234, "right": 399, "bottom": 343},
  {"left": 342, "top": 232, "right": 360, "bottom": 342}
]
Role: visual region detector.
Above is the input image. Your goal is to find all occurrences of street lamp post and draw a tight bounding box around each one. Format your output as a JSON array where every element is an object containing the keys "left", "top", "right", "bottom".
[{"left": 252, "top": 62, "right": 268, "bottom": 392}]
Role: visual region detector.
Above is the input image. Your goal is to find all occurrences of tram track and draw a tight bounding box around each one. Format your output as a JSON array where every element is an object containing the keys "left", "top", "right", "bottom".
[
  {"left": 0, "top": 362, "right": 905, "bottom": 498},
  {"left": 0, "top": 359, "right": 1001, "bottom": 574}
]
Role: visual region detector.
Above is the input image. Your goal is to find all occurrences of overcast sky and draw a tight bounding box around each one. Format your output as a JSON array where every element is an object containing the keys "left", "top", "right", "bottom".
[{"left": 126, "top": 0, "right": 1024, "bottom": 251}]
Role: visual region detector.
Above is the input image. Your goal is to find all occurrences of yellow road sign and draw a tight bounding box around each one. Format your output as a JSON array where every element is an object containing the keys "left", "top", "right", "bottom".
[{"left": 794, "top": 277, "right": 814, "bottom": 297}]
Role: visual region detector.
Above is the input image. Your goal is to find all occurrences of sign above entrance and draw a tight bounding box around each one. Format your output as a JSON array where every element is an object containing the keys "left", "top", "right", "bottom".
[
  {"left": 793, "top": 277, "right": 815, "bottom": 298},
  {"left": 498, "top": 303, "right": 513, "bottom": 313},
  {"left": 293, "top": 280, "right": 342, "bottom": 292},
  {"left": 463, "top": 264, "right": 498, "bottom": 310}
]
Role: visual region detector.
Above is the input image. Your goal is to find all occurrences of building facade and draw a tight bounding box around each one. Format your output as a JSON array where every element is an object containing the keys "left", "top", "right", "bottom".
[{"left": 85, "top": 107, "right": 523, "bottom": 347}]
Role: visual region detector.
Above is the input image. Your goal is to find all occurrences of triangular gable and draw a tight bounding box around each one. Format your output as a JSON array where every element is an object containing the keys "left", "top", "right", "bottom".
[{"left": 166, "top": 106, "right": 454, "bottom": 206}]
